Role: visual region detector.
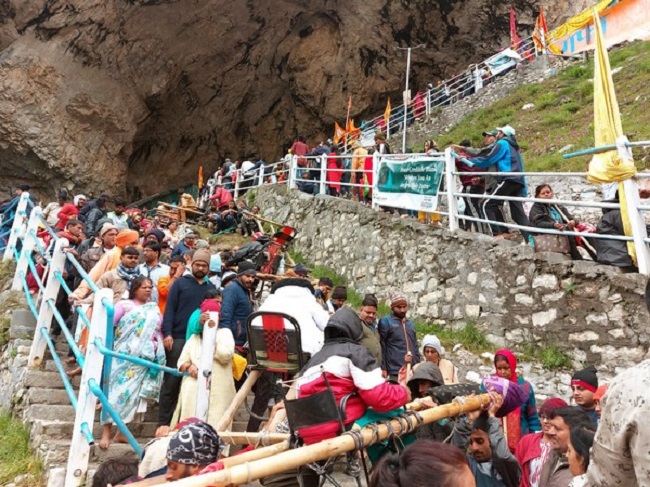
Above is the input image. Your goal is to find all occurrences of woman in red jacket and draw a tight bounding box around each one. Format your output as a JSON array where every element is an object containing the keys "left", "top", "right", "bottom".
[
  {"left": 296, "top": 307, "right": 409, "bottom": 445},
  {"left": 514, "top": 398, "right": 568, "bottom": 487},
  {"left": 326, "top": 148, "right": 342, "bottom": 197}
]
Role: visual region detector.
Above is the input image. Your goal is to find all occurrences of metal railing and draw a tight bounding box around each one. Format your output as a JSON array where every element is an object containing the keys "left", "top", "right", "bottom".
[
  {"left": 3, "top": 200, "right": 194, "bottom": 486},
  {"left": 202, "top": 141, "right": 650, "bottom": 275}
]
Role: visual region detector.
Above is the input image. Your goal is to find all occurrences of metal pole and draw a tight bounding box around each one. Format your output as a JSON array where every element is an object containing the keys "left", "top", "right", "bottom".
[{"left": 402, "top": 47, "right": 411, "bottom": 154}]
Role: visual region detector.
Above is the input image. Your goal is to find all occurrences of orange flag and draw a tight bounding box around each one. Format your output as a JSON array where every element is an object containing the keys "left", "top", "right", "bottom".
[
  {"left": 198, "top": 165, "right": 204, "bottom": 189},
  {"left": 333, "top": 122, "right": 345, "bottom": 145},
  {"left": 384, "top": 99, "right": 391, "bottom": 125}
]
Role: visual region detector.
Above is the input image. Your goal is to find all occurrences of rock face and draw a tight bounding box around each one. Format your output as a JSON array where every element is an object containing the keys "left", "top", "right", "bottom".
[
  {"left": 255, "top": 186, "right": 650, "bottom": 374},
  {"left": 0, "top": 0, "right": 580, "bottom": 200}
]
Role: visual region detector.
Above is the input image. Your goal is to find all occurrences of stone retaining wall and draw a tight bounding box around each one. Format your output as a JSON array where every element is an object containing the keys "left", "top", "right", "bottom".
[{"left": 255, "top": 186, "right": 650, "bottom": 375}]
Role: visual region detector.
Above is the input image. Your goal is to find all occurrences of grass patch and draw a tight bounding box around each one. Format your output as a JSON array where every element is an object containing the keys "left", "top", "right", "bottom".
[
  {"left": 289, "top": 251, "right": 493, "bottom": 354},
  {"left": 0, "top": 411, "right": 43, "bottom": 485},
  {"left": 412, "top": 40, "right": 650, "bottom": 174},
  {"left": 518, "top": 342, "right": 573, "bottom": 370},
  {"left": 0, "top": 260, "right": 16, "bottom": 283}
]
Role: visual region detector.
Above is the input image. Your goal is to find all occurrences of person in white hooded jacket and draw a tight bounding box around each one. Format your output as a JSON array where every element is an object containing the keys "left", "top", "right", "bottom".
[{"left": 253, "top": 278, "right": 330, "bottom": 357}]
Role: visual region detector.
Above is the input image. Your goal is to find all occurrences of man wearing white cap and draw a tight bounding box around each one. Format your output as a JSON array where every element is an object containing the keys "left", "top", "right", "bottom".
[{"left": 468, "top": 125, "right": 531, "bottom": 240}]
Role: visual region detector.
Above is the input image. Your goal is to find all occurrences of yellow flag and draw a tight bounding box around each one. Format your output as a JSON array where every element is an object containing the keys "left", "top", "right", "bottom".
[
  {"left": 588, "top": 9, "right": 637, "bottom": 262},
  {"left": 384, "top": 99, "right": 391, "bottom": 126}
]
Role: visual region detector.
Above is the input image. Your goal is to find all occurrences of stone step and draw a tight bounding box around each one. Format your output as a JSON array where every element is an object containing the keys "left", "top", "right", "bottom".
[
  {"left": 39, "top": 439, "right": 142, "bottom": 468},
  {"left": 25, "top": 388, "right": 73, "bottom": 406},
  {"left": 30, "top": 418, "right": 161, "bottom": 442},
  {"left": 26, "top": 403, "right": 161, "bottom": 424},
  {"left": 24, "top": 370, "right": 80, "bottom": 390}
]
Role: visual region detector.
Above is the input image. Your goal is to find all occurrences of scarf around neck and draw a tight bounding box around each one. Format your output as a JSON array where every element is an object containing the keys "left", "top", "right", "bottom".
[{"left": 116, "top": 262, "right": 142, "bottom": 289}]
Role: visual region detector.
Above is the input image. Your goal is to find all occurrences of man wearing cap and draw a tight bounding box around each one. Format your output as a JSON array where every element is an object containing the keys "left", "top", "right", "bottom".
[
  {"left": 78, "top": 222, "right": 118, "bottom": 273},
  {"left": 157, "top": 249, "right": 216, "bottom": 437},
  {"left": 171, "top": 231, "right": 197, "bottom": 258},
  {"left": 220, "top": 261, "right": 256, "bottom": 348},
  {"left": 139, "top": 242, "right": 169, "bottom": 304},
  {"left": 378, "top": 291, "right": 420, "bottom": 381},
  {"left": 468, "top": 125, "right": 530, "bottom": 239},
  {"left": 570, "top": 365, "right": 599, "bottom": 425},
  {"left": 165, "top": 419, "right": 224, "bottom": 481},
  {"left": 144, "top": 228, "right": 165, "bottom": 246}
]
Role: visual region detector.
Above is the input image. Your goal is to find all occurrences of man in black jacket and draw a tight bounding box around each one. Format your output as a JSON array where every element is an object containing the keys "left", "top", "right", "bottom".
[{"left": 156, "top": 249, "right": 215, "bottom": 437}]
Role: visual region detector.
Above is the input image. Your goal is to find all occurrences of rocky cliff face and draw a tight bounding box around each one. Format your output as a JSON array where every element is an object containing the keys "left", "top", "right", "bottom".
[{"left": 0, "top": 0, "right": 579, "bottom": 199}]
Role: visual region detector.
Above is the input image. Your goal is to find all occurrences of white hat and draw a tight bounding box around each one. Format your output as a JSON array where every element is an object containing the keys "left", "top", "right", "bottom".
[
  {"left": 496, "top": 125, "right": 516, "bottom": 136},
  {"left": 420, "top": 334, "right": 445, "bottom": 356}
]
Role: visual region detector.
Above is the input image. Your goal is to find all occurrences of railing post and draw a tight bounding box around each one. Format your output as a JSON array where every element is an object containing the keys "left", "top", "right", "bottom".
[
  {"left": 319, "top": 154, "right": 327, "bottom": 195},
  {"left": 3, "top": 192, "right": 30, "bottom": 262},
  {"left": 371, "top": 153, "right": 380, "bottom": 211},
  {"left": 617, "top": 137, "right": 650, "bottom": 275},
  {"left": 196, "top": 312, "right": 219, "bottom": 421},
  {"left": 257, "top": 165, "right": 265, "bottom": 188},
  {"left": 445, "top": 148, "right": 460, "bottom": 232},
  {"left": 288, "top": 156, "right": 297, "bottom": 190},
  {"left": 234, "top": 170, "right": 240, "bottom": 199},
  {"left": 28, "top": 237, "right": 69, "bottom": 368},
  {"left": 66, "top": 288, "right": 113, "bottom": 487},
  {"left": 12, "top": 206, "right": 41, "bottom": 291}
]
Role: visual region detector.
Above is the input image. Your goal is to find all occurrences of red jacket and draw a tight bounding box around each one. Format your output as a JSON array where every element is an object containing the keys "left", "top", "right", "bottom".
[
  {"left": 55, "top": 203, "right": 79, "bottom": 230},
  {"left": 296, "top": 308, "right": 408, "bottom": 444},
  {"left": 515, "top": 431, "right": 545, "bottom": 487},
  {"left": 209, "top": 187, "right": 233, "bottom": 210}
]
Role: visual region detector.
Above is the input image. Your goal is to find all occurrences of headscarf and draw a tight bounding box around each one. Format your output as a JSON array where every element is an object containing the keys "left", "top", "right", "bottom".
[
  {"left": 593, "top": 384, "right": 608, "bottom": 401},
  {"left": 420, "top": 334, "right": 444, "bottom": 356},
  {"left": 74, "top": 194, "right": 87, "bottom": 205},
  {"left": 115, "top": 229, "right": 140, "bottom": 248},
  {"left": 494, "top": 348, "right": 518, "bottom": 382},
  {"left": 186, "top": 298, "right": 221, "bottom": 338},
  {"left": 166, "top": 419, "right": 223, "bottom": 466},
  {"left": 492, "top": 348, "right": 521, "bottom": 453}
]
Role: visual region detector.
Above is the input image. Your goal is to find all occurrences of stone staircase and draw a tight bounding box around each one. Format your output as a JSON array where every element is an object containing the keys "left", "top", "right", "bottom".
[{"left": 4, "top": 306, "right": 251, "bottom": 486}]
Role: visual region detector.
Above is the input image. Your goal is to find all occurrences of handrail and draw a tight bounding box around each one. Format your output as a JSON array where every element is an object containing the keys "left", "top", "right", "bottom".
[
  {"left": 94, "top": 338, "right": 187, "bottom": 377},
  {"left": 45, "top": 299, "right": 85, "bottom": 368},
  {"left": 39, "top": 327, "right": 79, "bottom": 410}
]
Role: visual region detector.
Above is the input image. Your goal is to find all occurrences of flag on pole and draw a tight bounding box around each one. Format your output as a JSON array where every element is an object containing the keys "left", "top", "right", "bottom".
[
  {"left": 198, "top": 165, "right": 204, "bottom": 189},
  {"left": 510, "top": 6, "right": 522, "bottom": 52},
  {"left": 384, "top": 99, "right": 391, "bottom": 126},
  {"left": 333, "top": 122, "right": 345, "bottom": 145},
  {"left": 587, "top": 9, "right": 637, "bottom": 262},
  {"left": 533, "top": 7, "right": 562, "bottom": 55}
]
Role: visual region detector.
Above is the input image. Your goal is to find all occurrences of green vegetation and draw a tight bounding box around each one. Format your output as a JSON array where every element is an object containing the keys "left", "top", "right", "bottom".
[
  {"left": 519, "top": 342, "right": 573, "bottom": 370},
  {"left": 289, "top": 250, "right": 493, "bottom": 354},
  {"left": 419, "top": 41, "right": 650, "bottom": 173},
  {"left": 0, "top": 260, "right": 15, "bottom": 283},
  {"left": 0, "top": 412, "right": 43, "bottom": 486}
]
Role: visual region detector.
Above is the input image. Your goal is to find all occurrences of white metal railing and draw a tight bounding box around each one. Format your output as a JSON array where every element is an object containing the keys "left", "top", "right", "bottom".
[
  {"left": 204, "top": 143, "right": 650, "bottom": 275},
  {"left": 356, "top": 34, "right": 548, "bottom": 148}
]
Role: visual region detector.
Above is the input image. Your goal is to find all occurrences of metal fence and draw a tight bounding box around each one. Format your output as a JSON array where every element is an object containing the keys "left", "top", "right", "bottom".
[
  {"left": 208, "top": 142, "right": 650, "bottom": 275},
  {"left": 2, "top": 198, "right": 189, "bottom": 486}
]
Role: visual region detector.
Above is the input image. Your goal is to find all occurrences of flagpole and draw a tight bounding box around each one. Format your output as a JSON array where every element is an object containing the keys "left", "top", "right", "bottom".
[
  {"left": 345, "top": 97, "right": 351, "bottom": 154},
  {"left": 397, "top": 44, "right": 425, "bottom": 154}
]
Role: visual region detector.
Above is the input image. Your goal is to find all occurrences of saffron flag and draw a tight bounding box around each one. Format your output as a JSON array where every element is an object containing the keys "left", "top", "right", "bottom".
[
  {"left": 533, "top": 7, "right": 562, "bottom": 55},
  {"left": 198, "top": 165, "right": 204, "bottom": 189},
  {"left": 587, "top": 9, "right": 637, "bottom": 262},
  {"left": 333, "top": 122, "right": 345, "bottom": 145},
  {"left": 510, "top": 7, "right": 522, "bottom": 51},
  {"left": 384, "top": 99, "right": 391, "bottom": 126}
]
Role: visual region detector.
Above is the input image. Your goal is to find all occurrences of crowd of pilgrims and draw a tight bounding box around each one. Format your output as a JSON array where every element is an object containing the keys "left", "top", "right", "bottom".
[{"left": 0, "top": 183, "right": 647, "bottom": 487}]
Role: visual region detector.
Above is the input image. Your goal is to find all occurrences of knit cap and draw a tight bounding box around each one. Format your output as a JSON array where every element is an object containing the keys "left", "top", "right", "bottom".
[
  {"left": 538, "top": 397, "right": 569, "bottom": 418},
  {"left": 389, "top": 290, "right": 407, "bottom": 307},
  {"left": 192, "top": 249, "right": 211, "bottom": 265},
  {"left": 571, "top": 365, "right": 598, "bottom": 393},
  {"left": 420, "top": 334, "right": 444, "bottom": 356}
]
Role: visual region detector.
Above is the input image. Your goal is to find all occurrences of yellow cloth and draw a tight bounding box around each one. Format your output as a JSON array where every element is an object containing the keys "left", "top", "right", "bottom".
[
  {"left": 232, "top": 353, "right": 247, "bottom": 381},
  {"left": 588, "top": 9, "right": 637, "bottom": 264},
  {"left": 547, "top": 0, "right": 613, "bottom": 47}
]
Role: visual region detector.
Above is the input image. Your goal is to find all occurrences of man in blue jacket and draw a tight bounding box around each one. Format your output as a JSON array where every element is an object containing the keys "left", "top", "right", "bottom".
[
  {"left": 378, "top": 291, "right": 420, "bottom": 381},
  {"left": 220, "top": 261, "right": 256, "bottom": 348},
  {"left": 157, "top": 249, "right": 215, "bottom": 436},
  {"left": 469, "top": 125, "right": 530, "bottom": 239}
]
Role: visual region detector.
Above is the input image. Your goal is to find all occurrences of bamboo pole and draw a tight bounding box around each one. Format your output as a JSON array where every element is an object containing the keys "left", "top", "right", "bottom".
[
  {"left": 215, "top": 370, "right": 261, "bottom": 431},
  {"left": 219, "top": 432, "right": 289, "bottom": 446},
  {"left": 168, "top": 393, "right": 491, "bottom": 486},
  {"left": 128, "top": 442, "right": 292, "bottom": 487},
  {"left": 241, "top": 209, "right": 286, "bottom": 229}
]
